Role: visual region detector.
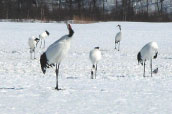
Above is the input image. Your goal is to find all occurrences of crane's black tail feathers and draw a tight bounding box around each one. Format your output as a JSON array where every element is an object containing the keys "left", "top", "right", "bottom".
[
  {"left": 153, "top": 52, "right": 158, "bottom": 59},
  {"left": 40, "top": 52, "right": 48, "bottom": 74},
  {"left": 137, "top": 52, "right": 143, "bottom": 65},
  {"left": 40, "top": 52, "right": 55, "bottom": 74}
]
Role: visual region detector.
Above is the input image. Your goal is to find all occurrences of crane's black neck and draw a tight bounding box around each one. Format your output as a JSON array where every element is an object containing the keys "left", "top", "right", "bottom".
[
  {"left": 45, "top": 30, "right": 50, "bottom": 36},
  {"left": 119, "top": 26, "right": 121, "bottom": 31},
  {"left": 68, "top": 28, "right": 74, "bottom": 37}
]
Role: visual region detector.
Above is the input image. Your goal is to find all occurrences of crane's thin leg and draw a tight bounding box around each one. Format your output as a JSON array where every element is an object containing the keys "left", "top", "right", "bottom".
[
  {"left": 30, "top": 49, "right": 32, "bottom": 59},
  {"left": 36, "top": 42, "right": 38, "bottom": 47},
  {"left": 91, "top": 70, "right": 93, "bottom": 79},
  {"left": 34, "top": 48, "right": 36, "bottom": 59},
  {"left": 115, "top": 42, "right": 116, "bottom": 50},
  {"left": 91, "top": 65, "right": 94, "bottom": 79},
  {"left": 43, "top": 40, "right": 45, "bottom": 48},
  {"left": 151, "top": 59, "right": 152, "bottom": 77},
  {"left": 143, "top": 61, "right": 145, "bottom": 77},
  {"left": 118, "top": 42, "right": 120, "bottom": 51},
  {"left": 55, "top": 64, "right": 60, "bottom": 90},
  {"left": 40, "top": 39, "right": 42, "bottom": 48},
  {"left": 95, "top": 64, "right": 97, "bottom": 79}
]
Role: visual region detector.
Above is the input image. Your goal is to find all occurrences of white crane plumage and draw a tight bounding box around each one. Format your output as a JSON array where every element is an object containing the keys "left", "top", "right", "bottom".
[
  {"left": 40, "top": 24, "right": 74, "bottom": 90},
  {"left": 137, "top": 42, "right": 158, "bottom": 77},
  {"left": 89, "top": 47, "right": 102, "bottom": 79},
  {"left": 39, "top": 30, "right": 50, "bottom": 48},
  {"left": 115, "top": 24, "right": 122, "bottom": 51},
  {"left": 28, "top": 36, "right": 40, "bottom": 59}
]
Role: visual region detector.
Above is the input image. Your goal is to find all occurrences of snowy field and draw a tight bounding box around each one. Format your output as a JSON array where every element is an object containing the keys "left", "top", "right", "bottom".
[{"left": 0, "top": 21, "right": 172, "bottom": 114}]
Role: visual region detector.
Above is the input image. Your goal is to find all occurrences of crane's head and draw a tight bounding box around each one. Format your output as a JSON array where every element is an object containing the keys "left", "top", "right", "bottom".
[
  {"left": 94, "top": 47, "right": 100, "bottom": 50},
  {"left": 45, "top": 30, "right": 50, "bottom": 36},
  {"left": 67, "top": 24, "right": 74, "bottom": 37},
  {"left": 117, "top": 24, "right": 121, "bottom": 31},
  {"left": 137, "top": 52, "right": 143, "bottom": 65}
]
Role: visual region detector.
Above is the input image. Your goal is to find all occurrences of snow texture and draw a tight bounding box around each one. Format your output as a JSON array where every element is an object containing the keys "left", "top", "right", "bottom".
[{"left": 0, "top": 22, "right": 172, "bottom": 114}]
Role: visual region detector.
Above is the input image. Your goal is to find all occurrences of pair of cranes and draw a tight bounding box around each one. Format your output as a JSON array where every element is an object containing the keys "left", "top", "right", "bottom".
[
  {"left": 89, "top": 24, "right": 122, "bottom": 80},
  {"left": 115, "top": 25, "right": 158, "bottom": 77},
  {"left": 28, "top": 30, "right": 50, "bottom": 59},
  {"left": 31, "top": 23, "right": 158, "bottom": 90},
  {"left": 39, "top": 24, "right": 101, "bottom": 90}
]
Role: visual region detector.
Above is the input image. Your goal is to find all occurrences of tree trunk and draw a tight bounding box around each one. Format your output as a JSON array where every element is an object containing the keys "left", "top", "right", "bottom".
[
  {"left": 156, "top": 0, "right": 160, "bottom": 15},
  {"left": 160, "top": 0, "right": 164, "bottom": 15},
  {"left": 77, "top": 0, "right": 81, "bottom": 17},
  {"left": 146, "top": 0, "right": 149, "bottom": 15}
]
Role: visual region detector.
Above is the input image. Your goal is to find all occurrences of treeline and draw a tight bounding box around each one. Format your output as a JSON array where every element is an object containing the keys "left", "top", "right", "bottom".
[{"left": 0, "top": 0, "right": 171, "bottom": 22}]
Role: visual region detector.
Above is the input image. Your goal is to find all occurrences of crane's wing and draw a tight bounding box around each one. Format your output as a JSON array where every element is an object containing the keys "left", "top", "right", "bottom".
[
  {"left": 46, "top": 35, "right": 68, "bottom": 64},
  {"left": 115, "top": 32, "right": 122, "bottom": 42}
]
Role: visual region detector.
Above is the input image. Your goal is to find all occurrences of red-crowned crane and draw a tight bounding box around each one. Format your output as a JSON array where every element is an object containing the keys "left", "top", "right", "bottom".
[
  {"left": 28, "top": 36, "right": 40, "bottom": 59},
  {"left": 115, "top": 24, "right": 122, "bottom": 51},
  {"left": 39, "top": 30, "right": 50, "bottom": 48},
  {"left": 40, "top": 24, "right": 74, "bottom": 90},
  {"left": 89, "top": 47, "right": 102, "bottom": 79},
  {"left": 137, "top": 42, "right": 158, "bottom": 77}
]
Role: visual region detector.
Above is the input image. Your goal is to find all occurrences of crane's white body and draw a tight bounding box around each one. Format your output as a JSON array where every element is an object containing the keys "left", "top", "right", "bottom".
[
  {"left": 115, "top": 31, "right": 122, "bottom": 43},
  {"left": 46, "top": 35, "right": 72, "bottom": 64},
  {"left": 89, "top": 48, "right": 102, "bottom": 79},
  {"left": 39, "top": 31, "right": 49, "bottom": 48},
  {"left": 89, "top": 49, "right": 102, "bottom": 65},
  {"left": 28, "top": 36, "right": 38, "bottom": 59},
  {"left": 138, "top": 41, "right": 158, "bottom": 77},
  {"left": 140, "top": 42, "right": 158, "bottom": 61},
  {"left": 39, "top": 31, "right": 49, "bottom": 40},
  {"left": 28, "top": 36, "right": 37, "bottom": 51}
]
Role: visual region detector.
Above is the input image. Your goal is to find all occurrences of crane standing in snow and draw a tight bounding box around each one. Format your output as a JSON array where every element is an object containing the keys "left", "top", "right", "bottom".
[
  {"left": 89, "top": 47, "right": 102, "bottom": 79},
  {"left": 39, "top": 30, "right": 50, "bottom": 48},
  {"left": 40, "top": 24, "right": 74, "bottom": 90},
  {"left": 137, "top": 42, "right": 158, "bottom": 77},
  {"left": 28, "top": 36, "right": 40, "bottom": 59},
  {"left": 115, "top": 24, "right": 122, "bottom": 51}
]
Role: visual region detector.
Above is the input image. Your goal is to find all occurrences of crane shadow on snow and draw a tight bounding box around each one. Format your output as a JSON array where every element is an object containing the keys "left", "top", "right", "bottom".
[
  {"left": 116, "top": 75, "right": 125, "bottom": 78},
  {"left": 0, "top": 87, "right": 24, "bottom": 90},
  {"left": 66, "top": 76, "right": 79, "bottom": 79},
  {"left": 163, "top": 57, "right": 172, "bottom": 60}
]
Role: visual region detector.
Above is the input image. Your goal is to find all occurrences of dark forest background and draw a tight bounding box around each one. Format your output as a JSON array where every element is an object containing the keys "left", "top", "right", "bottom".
[{"left": 0, "top": 0, "right": 171, "bottom": 22}]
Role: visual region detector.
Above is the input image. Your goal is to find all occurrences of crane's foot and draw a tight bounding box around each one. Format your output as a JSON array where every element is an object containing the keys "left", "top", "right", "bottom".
[{"left": 55, "top": 87, "right": 62, "bottom": 91}]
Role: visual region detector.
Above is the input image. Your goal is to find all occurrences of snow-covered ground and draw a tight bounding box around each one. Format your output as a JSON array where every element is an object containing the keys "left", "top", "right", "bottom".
[{"left": 0, "top": 21, "right": 172, "bottom": 114}]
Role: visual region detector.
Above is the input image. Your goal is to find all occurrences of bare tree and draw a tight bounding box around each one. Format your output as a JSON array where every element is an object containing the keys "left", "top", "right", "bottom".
[
  {"left": 146, "top": 0, "right": 149, "bottom": 15},
  {"left": 156, "top": 0, "right": 161, "bottom": 15},
  {"left": 122, "top": 0, "right": 127, "bottom": 21},
  {"left": 160, "top": 0, "right": 164, "bottom": 15}
]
